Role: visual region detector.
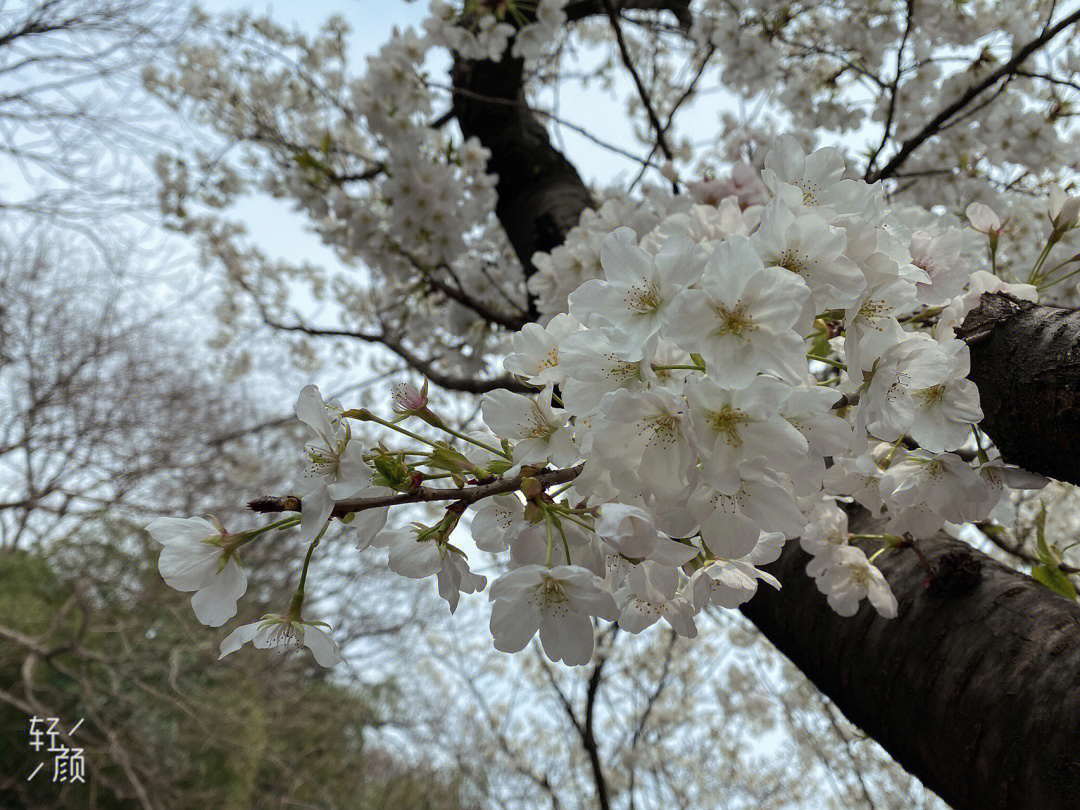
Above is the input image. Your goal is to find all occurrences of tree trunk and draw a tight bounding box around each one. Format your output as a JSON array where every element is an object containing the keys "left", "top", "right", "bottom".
[
  {"left": 959, "top": 292, "right": 1080, "bottom": 487},
  {"left": 741, "top": 509, "right": 1080, "bottom": 810}
]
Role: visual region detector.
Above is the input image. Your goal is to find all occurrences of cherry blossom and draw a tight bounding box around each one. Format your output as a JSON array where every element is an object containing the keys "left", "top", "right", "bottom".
[
  {"left": 219, "top": 613, "right": 345, "bottom": 668},
  {"left": 146, "top": 516, "right": 247, "bottom": 627},
  {"left": 666, "top": 235, "right": 810, "bottom": 387},
  {"left": 488, "top": 564, "right": 619, "bottom": 666},
  {"left": 812, "top": 545, "right": 898, "bottom": 619}
]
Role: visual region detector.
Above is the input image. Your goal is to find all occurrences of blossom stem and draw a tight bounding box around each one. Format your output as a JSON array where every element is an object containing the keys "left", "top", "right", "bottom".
[
  {"left": 651, "top": 363, "right": 702, "bottom": 372},
  {"left": 554, "top": 518, "right": 572, "bottom": 566},
  {"left": 560, "top": 513, "right": 597, "bottom": 534},
  {"left": 1037, "top": 260, "right": 1080, "bottom": 290},
  {"left": 544, "top": 512, "right": 555, "bottom": 567},
  {"left": 848, "top": 533, "right": 903, "bottom": 543},
  {"left": 243, "top": 515, "right": 302, "bottom": 543},
  {"left": 971, "top": 425, "right": 990, "bottom": 464},
  {"left": 1027, "top": 236, "right": 1058, "bottom": 284},
  {"left": 807, "top": 353, "right": 847, "bottom": 371},
  {"left": 549, "top": 482, "right": 575, "bottom": 498},
  {"left": 295, "top": 521, "right": 329, "bottom": 606},
  {"left": 899, "top": 306, "right": 942, "bottom": 324},
  {"left": 433, "top": 423, "right": 509, "bottom": 459},
  {"left": 346, "top": 409, "right": 442, "bottom": 449},
  {"left": 879, "top": 436, "right": 906, "bottom": 468}
]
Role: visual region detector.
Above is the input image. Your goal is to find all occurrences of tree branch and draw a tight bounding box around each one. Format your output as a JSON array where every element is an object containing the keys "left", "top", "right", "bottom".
[
  {"left": 956, "top": 291, "right": 1080, "bottom": 486},
  {"left": 868, "top": 8, "right": 1080, "bottom": 183},
  {"left": 248, "top": 464, "right": 584, "bottom": 518},
  {"left": 741, "top": 505, "right": 1080, "bottom": 810},
  {"left": 600, "top": 0, "right": 675, "bottom": 164}
]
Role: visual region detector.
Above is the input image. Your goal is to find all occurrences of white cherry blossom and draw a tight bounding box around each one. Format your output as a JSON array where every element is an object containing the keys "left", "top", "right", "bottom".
[
  {"left": 503, "top": 313, "right": 582, "bottom": 387},
  {"left": 751, "top": 200, "right": 866, "bottom": 316},
  {"left": 295, "top": 384, "right": 372, "bottom": 542},
  {"left": 880, "top": 451, "right": 991, "bottom": 537},
  {"left": 568, "top": 228, "right": 705, "bottom": 354},
  {"left": 615, "top": 561, "right": 697, "bottom": 637},
  {"left": 219, "top": 613, "right": 345, "bottom": 668},
  {"left": 685, "top": 375, "right": 808, "bottom": 493},
  {"left": 666, "top": 235, "right": 810, "bottom": 387},
  {"left": 761, "top": 134, "right": 876, "bottom": 219},
  {"left": 146, "top": 516, "right": 247, "bottom": 627},
  {"left": 909, "top": 340, "right": 983, "bottom": 452},
  {"left": 812, "top": 545, "right": 897, "bottom": 618},
  {"left": 488, "top": 564, "right": 619, "bottom": 666},
  {"left": 481, "top": 388, "right": 578, "bottom": 468}
]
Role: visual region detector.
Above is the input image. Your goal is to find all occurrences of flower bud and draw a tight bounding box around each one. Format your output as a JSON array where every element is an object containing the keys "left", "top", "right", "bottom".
[
  {"left": 965, "top": 202, "right": 1004, "bottom": 235},
  {"left": 1049, "top": 185, "right": 1080, "bottom": 231}
]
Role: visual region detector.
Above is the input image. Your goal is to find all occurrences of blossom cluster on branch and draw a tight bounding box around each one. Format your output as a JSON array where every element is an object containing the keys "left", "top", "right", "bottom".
[{"left": 148, "top": 135, "right": 1076, "bottom": 668}]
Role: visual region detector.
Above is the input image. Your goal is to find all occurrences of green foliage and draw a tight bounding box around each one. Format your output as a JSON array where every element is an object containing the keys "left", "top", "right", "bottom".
[
  {"left": 0, "top": 528, "right": 475, "bottom": 810},
  {"left": 1030, "top": 503, "right": 1079, "bottom": 600}
]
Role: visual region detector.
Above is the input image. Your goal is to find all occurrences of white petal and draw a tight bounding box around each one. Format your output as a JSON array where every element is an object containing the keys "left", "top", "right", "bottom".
[
  {"left": 146, "top": 516, "right": 217, "bottom": 546},
  {"left": 303, "top": 626, "right": 346, "bottom": 667},
  {"left": 352, "top": 506, "right": 390, "bottom": 551},
  {"left": 539, "top": 612, "right": 594, "bottom": 666},
  {"left": 490, "top": 598, "right": 541, "bottom": 653},
  {"left": 190, "top": 557, "right": 247, "bottom": 627},
  {"left": 158, "top": 542, "right": 221, "bottom": 592},
  {"left": 295, "top": 384, "right": 336, "bottom": 447},
  {"left": 388, "top": 537, "right": 443, "bottom": 578},
  {"left": 218, "top": 621, "right": 262, "bottom": 659},
  {"left": 300, "top": 485, "right": 334, "bottom": 544}
]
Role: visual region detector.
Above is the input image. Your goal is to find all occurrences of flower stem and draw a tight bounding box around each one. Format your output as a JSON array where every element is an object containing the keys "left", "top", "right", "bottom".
[
  {"left": 807, "top": 353, "right": 847, "bottom": 371},
  {"left": 555, "top": 518, "right": 572, "bottom": 566},
  {"left": 435, "top": 423, "right": 509, "bottom": 459},
  {"left": 292, "top": 522, "right": 329, "bottom": 616},
  {"left": 243, "top": 515, "right": 301, "bottom": 543},
  {"left": 544, "top": 512, "right": 555, "bottom": 567},
  {"left": 347, "top": 409, "right": 442, "bottom": 449}
]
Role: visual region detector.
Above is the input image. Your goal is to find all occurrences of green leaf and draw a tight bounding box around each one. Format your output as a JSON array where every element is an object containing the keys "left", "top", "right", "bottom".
[{"left": 1031, "top": 564, "right": 1078, "bottom": 600}]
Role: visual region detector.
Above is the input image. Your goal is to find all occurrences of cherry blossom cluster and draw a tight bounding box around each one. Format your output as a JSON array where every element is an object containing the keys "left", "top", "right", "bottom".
[
  {"left": 145, "top": 138, "right": 1078, "bottom": 669},
  {"left": 424, "top": 0, "right": 569, "bottom": 62}
]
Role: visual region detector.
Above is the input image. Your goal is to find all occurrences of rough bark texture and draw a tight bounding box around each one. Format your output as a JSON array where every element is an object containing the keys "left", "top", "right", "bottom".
[
  {"left": 450, "top": 0, "right": 691, "bottom": 307},
  {"left": 742, "top": 508, "right": 1080, "bottom": 810},
  {"left": 452, "top": 53, "right": 594, "bottom": 302},
  {"left": 959, "top": 291, "right": 1080, "bottom": 487}
]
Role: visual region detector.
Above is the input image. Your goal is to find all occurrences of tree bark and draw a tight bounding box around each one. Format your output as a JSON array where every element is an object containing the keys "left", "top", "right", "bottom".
[
  {"left": 451, "top": 12, "right": 1080, "bottom": 810},
  {"left": 452, "top": 53, "right": 594, "bottom": 315},
  {"left": 959, "top": 292, "right": 1080, "bottom": 487},
  {"left": 741, "top": 509, "right": 1080, "bottom": 810}
]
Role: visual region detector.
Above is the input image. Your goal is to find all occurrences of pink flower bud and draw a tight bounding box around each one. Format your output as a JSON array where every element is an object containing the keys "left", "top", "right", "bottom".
[{"left": 391, "top": 380, "right": 428, "bottom": 414}]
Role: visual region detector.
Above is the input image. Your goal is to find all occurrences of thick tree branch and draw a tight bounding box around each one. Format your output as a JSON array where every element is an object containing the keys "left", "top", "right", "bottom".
[
  {"left": 741, "top": 506, "right": 1080, "bottom": 810},
  {"left": 957, "top": 291, "right": 1080, "bottom": 486},
  {"left": 452, "top": 53, "right": 594, "bottom": 318},
  {"left": 450, "top": 0, "right": 691, "bottom": 316}
]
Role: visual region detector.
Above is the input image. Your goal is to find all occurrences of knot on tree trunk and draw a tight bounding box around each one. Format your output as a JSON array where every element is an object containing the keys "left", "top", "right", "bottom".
[
  {"left": 958, "top": 291, "right": 1080, "bottom": 486},
  {"left": 956, "top": 291, "right": 1038, "bottom": 346}
]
